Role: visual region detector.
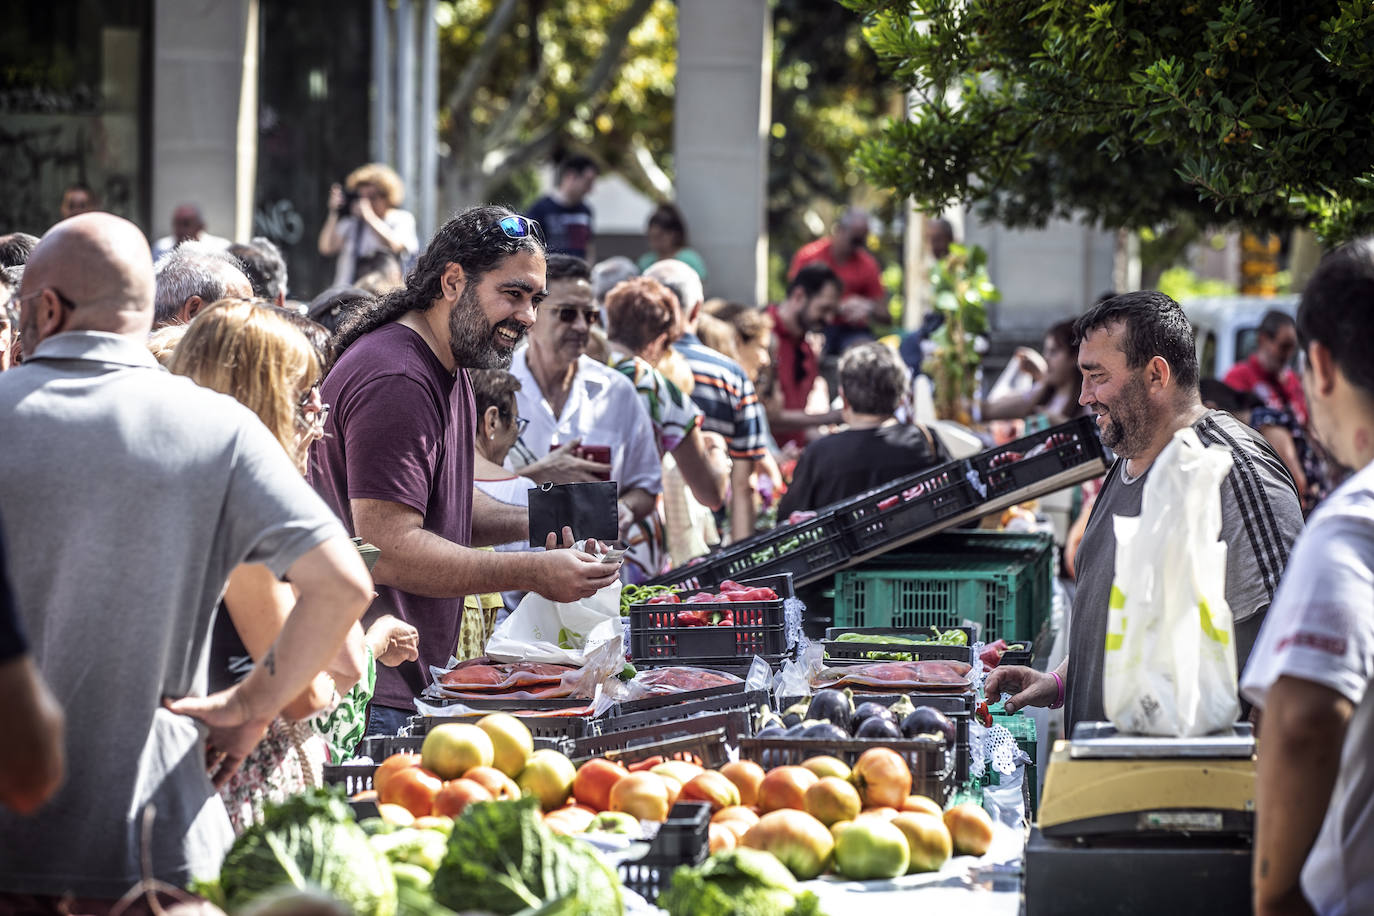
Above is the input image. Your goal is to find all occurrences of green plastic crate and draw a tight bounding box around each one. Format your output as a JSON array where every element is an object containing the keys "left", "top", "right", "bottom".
[{"left": 832, "top": 531, "right": 1053, "bottom": 643}]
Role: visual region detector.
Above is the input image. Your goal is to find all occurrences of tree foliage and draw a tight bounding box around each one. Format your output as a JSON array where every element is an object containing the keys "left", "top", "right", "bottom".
[
  {"left": 841, "top": 0, "right": 1374, "bottom": 241},
  {"left": 437, "top": 0, "right": 675, "bottom": 207},
  {"left": 769, "top": 1, "right": 903, "bottom": 265}
]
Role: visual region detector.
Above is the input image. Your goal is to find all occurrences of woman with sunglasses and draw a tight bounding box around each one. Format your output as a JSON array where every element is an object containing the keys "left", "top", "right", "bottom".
[{"left": 169, "top": 300, "right": 372, "bottom": 830}]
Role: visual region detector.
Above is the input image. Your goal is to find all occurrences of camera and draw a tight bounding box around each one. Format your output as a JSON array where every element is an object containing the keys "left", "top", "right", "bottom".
[{"left": 334, "top": 187, "right": 359, "bottom": 216}]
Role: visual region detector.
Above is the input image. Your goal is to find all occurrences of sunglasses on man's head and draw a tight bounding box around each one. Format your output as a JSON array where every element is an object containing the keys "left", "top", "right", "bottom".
[{"left": 481, "top": 215, "right": 544, "bottom": 245}]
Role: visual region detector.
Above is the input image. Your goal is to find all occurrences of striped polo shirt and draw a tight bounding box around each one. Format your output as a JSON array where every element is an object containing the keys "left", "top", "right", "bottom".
[{"left": 675, "top": 331, "right": 769, "bottom": 461}]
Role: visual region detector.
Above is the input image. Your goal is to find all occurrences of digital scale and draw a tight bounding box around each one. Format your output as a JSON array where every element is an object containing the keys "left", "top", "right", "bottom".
[{"left": 1025, "top": 721, "right": 1255, "bottom": 915}]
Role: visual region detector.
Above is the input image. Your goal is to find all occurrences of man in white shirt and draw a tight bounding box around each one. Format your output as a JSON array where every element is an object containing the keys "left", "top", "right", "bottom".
[
  {"left": 506, "top": 253, "right": 661, "bottom": 540},
  {"left": 150, "top": 203, "right": 232, "bottom": 262},
  {"left": 1243, "top": 238, "right": 1374, "bottom": 916}
]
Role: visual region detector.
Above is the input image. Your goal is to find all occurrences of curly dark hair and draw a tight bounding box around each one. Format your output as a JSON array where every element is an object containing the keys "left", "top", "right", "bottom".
[{"left": 333, "top": 205, "right": 544, "bottom": 354}]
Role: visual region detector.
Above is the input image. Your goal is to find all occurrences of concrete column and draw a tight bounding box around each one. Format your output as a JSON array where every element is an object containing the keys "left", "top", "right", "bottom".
[
  {"left": 371, "top": 0, "right": 391, "bottom": 164},
  {"left": 674, "top": 0, "right": 771, "bottom": 304},
  {"left": 152, "top": 0, "right": 254, "bottom": 244},
  {"left": 394, "top": 0, "right": 416, "bottom": 197},
  {"left": 419, "top": 0, "right": 438, "bottom": 242}
]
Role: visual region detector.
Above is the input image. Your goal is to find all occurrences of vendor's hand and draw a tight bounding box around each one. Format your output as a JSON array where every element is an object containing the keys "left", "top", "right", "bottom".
[
  {"left": 542, "top": 526, "right": 578, "bottom": 550},
  {"left": 326, "top": 183, "right": 344, "bottom": 213},
  {"left": 521, "top": 440, "right": 612, "bottom": 484},
  {"left": 840, "top": 295, "right": 875, "bottom": 325},
  {"left": 985, "top": 665, "right": 1059, "bottom": 715},
  {"left": 366, "top": 614, "right": 420, "bottom": 667},
  {"left": 534, "top": 548, "right": 622, "bottom": 602},
  {"left": 163, "top": 691, "right": 273, "bottom": 789}
]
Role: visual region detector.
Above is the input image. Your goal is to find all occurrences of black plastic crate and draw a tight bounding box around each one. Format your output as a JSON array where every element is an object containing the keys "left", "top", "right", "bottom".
[
  {"left": 629, "top": 574, "right": 796, "bottom": 666},
  {"left": 998, "top": 649, "right": 1033, "bottom": 668},
  {"left": 737, "top": 733, "right": 954, "bottom": 805},
  {"left": 774, "top": 690, "right": 973, "bottom": 784},
  {"left": 970, "top": 415, "right": 1105, "bottom": 498},
  {"left": 572, "top": 717, "right": 742, "bottom": 768},
  {"left": 618, "top": 801, "right": 711, "bottom": 904},
  {"left": 408, "top": 705, "right": 600, "bottom": 743},
  {"left": 613, "top": 678, "right": 750, "bottom": 716},
  {"left": 836, "top": 460, "right": 982, "bottom": 555},
  {"left": 822, "top": 625, "right": 976, "bottom": 665},
  {"left": 644, "top": 556, "right": 724, "bottom": 594},
  {"left": 650, "top": 514, "right": 849, "bottom": 591},
  {"left": 605, "top": 688, "right": 769, "bottom": 734}
]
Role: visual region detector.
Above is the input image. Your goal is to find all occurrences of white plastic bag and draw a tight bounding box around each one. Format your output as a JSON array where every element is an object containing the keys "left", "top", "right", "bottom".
[
  {"left": 484, "top": 579, "right": 623, "bottom": 667},
  {"left": 1102, "top": 427, "right": 1240, "bottom": 737}
]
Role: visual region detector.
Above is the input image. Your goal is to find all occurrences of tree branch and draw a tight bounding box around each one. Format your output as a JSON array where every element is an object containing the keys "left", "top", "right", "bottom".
[
  {"left": 484, "top": 0, "right": 657, "bottom": 184},
  {"left": 444, "top": 0, "right": 522, "bottom": 118},
  {"left": 483, "top": 56, "right": 548, "bottom": 151}
]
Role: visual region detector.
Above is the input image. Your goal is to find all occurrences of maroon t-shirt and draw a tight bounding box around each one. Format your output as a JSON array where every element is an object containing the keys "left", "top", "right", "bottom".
[{"left": 310, "top": 322, "right": 475, "bottom": 710}]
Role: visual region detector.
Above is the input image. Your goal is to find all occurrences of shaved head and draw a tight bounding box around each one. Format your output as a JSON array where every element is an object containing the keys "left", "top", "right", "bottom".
[{"left": 21, "top": 213, "right": 155, "bottom": 345}]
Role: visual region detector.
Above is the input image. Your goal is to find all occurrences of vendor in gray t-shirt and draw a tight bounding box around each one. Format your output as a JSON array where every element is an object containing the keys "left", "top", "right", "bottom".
[
  {"left": 0, "top": 214, "right": 374, "bottom": 903},
  {"left": 988, "top": 291, "right": 1303, "bottom": 736}
]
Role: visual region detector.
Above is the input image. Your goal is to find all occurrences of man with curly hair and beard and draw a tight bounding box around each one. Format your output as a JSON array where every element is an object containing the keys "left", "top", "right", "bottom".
[{"left": 311, "top": 206, "right": 622, "bottom": 736}]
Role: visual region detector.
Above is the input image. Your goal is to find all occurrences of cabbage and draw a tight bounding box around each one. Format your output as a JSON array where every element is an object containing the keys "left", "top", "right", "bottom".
[
  {"left": 369, "top": 829, "right": 448, "bottom": 873},
  {"left": 218, "top": 787, "right": 396, "bottom": 916},
  {"left": 432, "top": 797, "right": 622, "bottom": 915}
]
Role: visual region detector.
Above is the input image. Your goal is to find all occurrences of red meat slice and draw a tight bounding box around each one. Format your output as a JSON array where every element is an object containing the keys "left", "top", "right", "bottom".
[
  {"left": 437, "top": 659, "right": 577, "bottom": 692},
  {"left": 634, "top": 667, "right": 743, "bottom": 694},
  {"left": 813, "top": 660, "right": 972, "bottom": 690}
]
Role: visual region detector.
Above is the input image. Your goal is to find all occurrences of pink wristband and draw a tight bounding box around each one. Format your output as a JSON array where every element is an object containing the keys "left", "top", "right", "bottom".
[{"left": 1049, "top": 671, "right": 1065, "bottom": 710}]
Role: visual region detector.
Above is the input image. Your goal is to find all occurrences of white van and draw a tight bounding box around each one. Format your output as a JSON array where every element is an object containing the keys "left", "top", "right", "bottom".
[{"left": 1180, "top": 295, "right": 1299, "bottom": 380}]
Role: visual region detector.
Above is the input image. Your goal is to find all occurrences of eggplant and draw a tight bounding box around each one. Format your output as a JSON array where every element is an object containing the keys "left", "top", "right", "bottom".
[
  {"left": 784, "top": 723, "right": 811, "bottom": 738},
  {"left": 756, "top": 709, "right": 785, "bottom": 732},
  {"left": 781, "top": 711, "right": 804, "bottom": 729},
  {"left": 805, "top": 688, "right": 854, "bottom": 733},
  {"left": 801, "top": 721, "right": 849, "bottom": 741},
  {"left": 756, "top": 725, "right": 785, "bottom": 739},
  {"left": 850, "top": 701, "right": 895, "bottom": 734},
  {"left": 901, "top": 706, "right": 956, "bottom": 746},
  {"left": 855, "top": 716, "right": 904, "bottom": 740},
  {"left": 888, "top": 694, "right": 917, "bottom": 722}
]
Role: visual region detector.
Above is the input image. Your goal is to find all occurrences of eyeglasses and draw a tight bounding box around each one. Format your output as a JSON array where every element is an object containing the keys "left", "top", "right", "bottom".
[
  {"left": 545, "top": 305, "right": 601, "bottom": 326},
  {"left": 297, "top": 384, "right": 330, "bottom": 435},
  {"left": 15, "top": 287, "right": 79, "bottom": 312},
  {"left": 479, "top": 215, "right": 544, "bottom": 246},
  {"left": 513, "top": 415, "right": 530, "bottom": 436}
]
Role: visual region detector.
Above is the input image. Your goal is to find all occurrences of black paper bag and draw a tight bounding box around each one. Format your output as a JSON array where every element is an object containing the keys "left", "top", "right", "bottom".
[{"left": 527, "top": 480, "right": 618, "bottom": 546}]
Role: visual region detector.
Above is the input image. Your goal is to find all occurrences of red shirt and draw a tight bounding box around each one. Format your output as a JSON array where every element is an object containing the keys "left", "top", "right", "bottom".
[
  {"left": 1223, "top": 353, "right": 1308, "bottom": 427},
  {"left": 766, "top": 303, "right": 819, "bottom": 449},
  {"left": 789, "top": 237, "right": 884, "bottom": 328}
]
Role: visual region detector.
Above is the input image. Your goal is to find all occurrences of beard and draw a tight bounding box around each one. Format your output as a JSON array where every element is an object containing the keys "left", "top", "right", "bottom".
[
  {"left": 448, "top": 281, "right": 526, "bottom": 369},
  {"left": 1095, "top": 373, "right": 1153, "bottom": 456}
]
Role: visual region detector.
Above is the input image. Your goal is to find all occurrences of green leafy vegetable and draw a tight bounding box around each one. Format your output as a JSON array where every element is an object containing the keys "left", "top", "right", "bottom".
[
  {"left": 369, "top": 828, "right": 448, "bottom": 873},
  {"left": 659, "top": 849, "right": 826, "bottom": 916},
  {"left": 218, "top": 787, "right": 396, "bottom": 916},
  {"left": 619, "top": 584, "right": 679, "bottom": 616},
  {"left": 432, "top": 797, "right": 623, "bottom": 915}
]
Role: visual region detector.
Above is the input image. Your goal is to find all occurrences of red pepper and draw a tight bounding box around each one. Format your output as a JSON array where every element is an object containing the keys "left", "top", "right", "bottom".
[
  {"left": 726, "top": 587, "right": 778, "bottom": 602},
  {"left": 718, "top": 580, "right": 749, "bottom": 594},
  {"left": 684, "top": 592, "right": 720, "bottom": 604},
  {"left": 647, "top": 593, "right": 681, "bottom": 604},
  {"left": 877, "top": 495, "right": 900, "bottom": 511},
  {"left": 675, "top": 609, "right": 709, "bottom": 626},
  {"left": 976, "top": 700, "right": 994, "bottom": 728},
  {"left": 979, "top": 639, "right": 1008, "bottom": 669},
  {"left": 711, "top": 609, "right": 735, "bottom": 626}
]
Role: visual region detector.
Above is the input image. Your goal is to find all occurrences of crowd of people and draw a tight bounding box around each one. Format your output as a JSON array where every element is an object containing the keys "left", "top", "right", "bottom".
[{"left": 0, "top": 164, "right": 1371, "bottom": 916}]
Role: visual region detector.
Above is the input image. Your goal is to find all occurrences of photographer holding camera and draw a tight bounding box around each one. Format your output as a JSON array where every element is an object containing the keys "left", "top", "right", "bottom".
[{"left": 318, "top": 162, "right": 419, "bottom": 286}]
